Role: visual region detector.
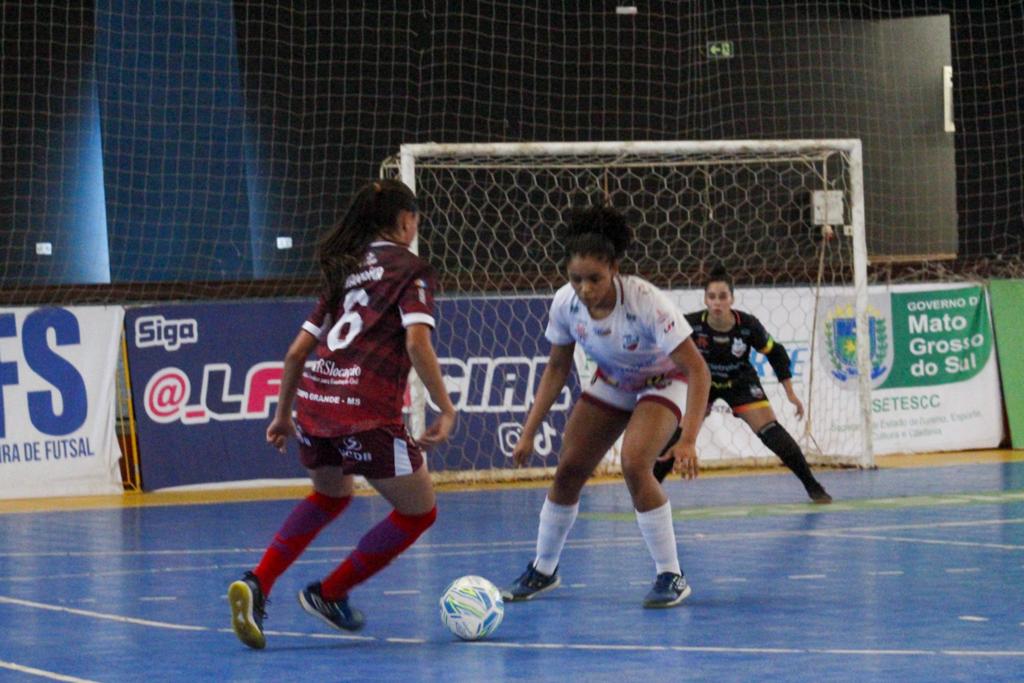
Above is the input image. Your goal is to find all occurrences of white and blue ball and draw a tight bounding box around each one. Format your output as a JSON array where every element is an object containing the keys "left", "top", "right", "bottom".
[{"left": 439, "top": 575, "right": 504, "bottom": 641}]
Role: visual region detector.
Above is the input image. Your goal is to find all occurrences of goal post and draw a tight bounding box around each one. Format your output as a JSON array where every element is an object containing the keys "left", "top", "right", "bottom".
[{"left": 384, "top": 140, "right": 874, "bottom": 477}]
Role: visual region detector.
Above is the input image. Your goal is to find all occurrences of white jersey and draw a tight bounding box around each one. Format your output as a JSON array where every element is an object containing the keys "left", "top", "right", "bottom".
[{"left": 545, "top": 275, "right": 693, "bottom": 392}]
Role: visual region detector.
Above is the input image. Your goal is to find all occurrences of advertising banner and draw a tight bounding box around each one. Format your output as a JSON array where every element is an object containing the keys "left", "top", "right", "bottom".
[
  {"left": 126, "top": 297, "right": 578, "bottom": 488},
  {"left": 127, "top": 283, "right": 1001, "bottom": 490},
  {"left": 125, "top": 301, "right": 311, "bottom": 489},
  {"left": 665, "top": 283, "right": 1002, "bottom": 461},
  {"left": 427, "top": 296, "right": 577, "bottom": 472},
  {"left": 0, "top": 306, "right": 124, "bottom": 499}
]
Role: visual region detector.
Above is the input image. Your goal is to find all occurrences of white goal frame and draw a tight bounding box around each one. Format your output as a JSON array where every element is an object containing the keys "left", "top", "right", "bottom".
[{"left": 388, "top": 140, "right": 874, "bottom": 471}]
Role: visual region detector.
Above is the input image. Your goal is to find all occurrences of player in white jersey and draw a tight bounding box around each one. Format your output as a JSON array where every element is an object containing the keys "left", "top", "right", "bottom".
[{"left": 503, "top": 206, "right": 711, "bottom": 608}]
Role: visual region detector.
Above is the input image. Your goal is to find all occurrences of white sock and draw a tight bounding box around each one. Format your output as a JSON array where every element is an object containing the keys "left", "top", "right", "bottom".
[
  {"left": 635, "top": 501, "right": 682, "bottom": 576},
  {"left": 532, "top": 498, "right": 579, "bottom": 576}
]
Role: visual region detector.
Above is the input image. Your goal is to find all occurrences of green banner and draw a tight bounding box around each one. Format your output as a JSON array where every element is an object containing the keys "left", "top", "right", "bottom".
[
  {"left": 879, "top": 285, "right": 992, "bottom": 388},
  {"left": 990, "top": 280, "right": 1024, "bottom": 448}
]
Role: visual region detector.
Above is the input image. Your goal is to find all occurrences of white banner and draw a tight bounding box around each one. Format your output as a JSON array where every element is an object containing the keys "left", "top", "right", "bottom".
[
  {"left": 660, "top": 283, "right": 1003, "bottom": 462},
  {"left": 0, "top": 306, "right": 124, "bottom": 499}
]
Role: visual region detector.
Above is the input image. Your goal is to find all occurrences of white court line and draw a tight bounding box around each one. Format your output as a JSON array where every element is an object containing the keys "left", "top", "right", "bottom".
[
  {"left": 0, "top": 518, "right": 1021, "bottom": 564},
  {"left": 808, "top": 532, "right": 1024, "bottom": 551},
  {"left": 0, "top": 595, "right": 207, "bottom": 631},
  {"left": 139, "top": 596, "right": 177, "bottom": 602},
  {"left": 470, "top": 641, "right": 1024, "bottom": 658},
  {"left": 945, "top": 567, "right": 982, "bottom": 574},
  {"left": 788, "top": 574, "right": 826, "bottom": 580},
  {"left": 868, "top": 571, "right": 904, "bottom": 576},
  {"left": 959, "top": 616, "right": 989, "bottom": 622},
  {"left": 0, "top": 595, "right": 378, "bottom": 643},
  {"left": 3, "top": 594, "right": 1021, "bottom": 660},
  {"left": 1, "top": 517, "right": 1021, "bottom": 586},
  {"left": 0, "top": 659, "right": 100, "bottom": 683},
  {"left": 942, "top": 650, "right": 1024, "bottom": 657},
  {"left": 382, "top": 590, "right": 421, "bottom": 596}
]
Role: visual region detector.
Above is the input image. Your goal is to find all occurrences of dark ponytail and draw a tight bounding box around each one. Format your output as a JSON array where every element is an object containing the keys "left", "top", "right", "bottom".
[
  {"left": 562, "top": 206, "right": 631, "bottom": 264},
  {"left": 318, "top": 179, "right": 418, "bottom": 309},
  {"left": 705, "top": 263, "right": 734, "bottom": 294}
]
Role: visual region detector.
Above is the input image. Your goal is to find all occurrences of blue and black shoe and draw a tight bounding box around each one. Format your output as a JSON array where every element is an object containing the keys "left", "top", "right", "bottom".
[
  {"left": 298, "top": 582, "right": 365, "bottom": 632},
  {"left": 642, "top": 572, "right": 691, "bottom": 609},
  {"left": 228, "top": 571, "right": 268, "bottom": 649},
  {"left": 501, "top": 562, "right": 561, "bottom": 602}
]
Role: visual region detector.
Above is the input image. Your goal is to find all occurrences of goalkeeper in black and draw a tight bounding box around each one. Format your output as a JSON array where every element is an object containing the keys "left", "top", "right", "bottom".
[{"left": 654, "top": 265, "right": 831, "bottom": 503}]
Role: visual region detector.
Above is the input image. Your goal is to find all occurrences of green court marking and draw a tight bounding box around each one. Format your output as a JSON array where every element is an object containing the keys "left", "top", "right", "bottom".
[{"left": 579, "top": 489, "right": 1024, "bottom": 522}]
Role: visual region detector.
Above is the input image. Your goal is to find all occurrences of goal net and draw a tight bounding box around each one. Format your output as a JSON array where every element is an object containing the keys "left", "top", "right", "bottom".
[{"left": 383, "top": 140, "right": 873, "bottom": 481}]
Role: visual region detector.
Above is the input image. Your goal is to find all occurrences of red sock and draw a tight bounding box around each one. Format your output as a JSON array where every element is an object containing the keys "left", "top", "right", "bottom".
[
  {"left": 320, "top": 506, "right": 437, "bottom": 600},
  {"left": 253, "top": 492, "right": 350, "bottom": 597}
]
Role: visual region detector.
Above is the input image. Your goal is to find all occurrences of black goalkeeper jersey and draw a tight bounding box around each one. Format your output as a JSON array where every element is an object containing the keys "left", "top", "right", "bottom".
[{"left": 684, "top": 310, "right": 793, "bottom": 387}]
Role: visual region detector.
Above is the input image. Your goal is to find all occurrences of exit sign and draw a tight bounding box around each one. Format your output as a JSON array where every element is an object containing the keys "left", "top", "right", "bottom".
[{"left": 707, "top": 41, "right": 734, "bottom": 59}]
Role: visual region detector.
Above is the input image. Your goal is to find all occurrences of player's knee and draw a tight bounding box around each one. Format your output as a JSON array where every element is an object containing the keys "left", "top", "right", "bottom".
[
  {"left": 756, "top": 421, "right": 801, "bottom": 456},
  {"left": 390, "top": 505, "right": 437, "bottom": 537},
  {"left": 553, "top": 456, "right": 593, "bottom": 490}
]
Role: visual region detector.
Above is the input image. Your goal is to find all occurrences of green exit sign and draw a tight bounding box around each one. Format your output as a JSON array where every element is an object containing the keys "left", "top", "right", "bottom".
[{"left": 707, "top": 41, "right": 734, "bottom": 59}]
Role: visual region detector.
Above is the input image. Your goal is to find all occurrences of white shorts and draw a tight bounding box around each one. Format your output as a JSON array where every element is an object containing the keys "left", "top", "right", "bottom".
[{"left": 581, "top": 373, "right": 688, "bottom": 422}]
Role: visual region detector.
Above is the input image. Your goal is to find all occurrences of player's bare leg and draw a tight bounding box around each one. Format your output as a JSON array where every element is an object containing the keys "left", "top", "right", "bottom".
[
  {"left": 504, "top": 399, "right": 628, "bottom": 601},
  {"left": 621, "top": 400, "right": 692, "bottom": 607}
]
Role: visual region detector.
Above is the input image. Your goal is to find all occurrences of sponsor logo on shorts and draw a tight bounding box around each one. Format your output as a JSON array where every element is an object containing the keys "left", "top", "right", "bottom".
[{"left": 338, "top": 436, "right": 373, "bottom": 462}]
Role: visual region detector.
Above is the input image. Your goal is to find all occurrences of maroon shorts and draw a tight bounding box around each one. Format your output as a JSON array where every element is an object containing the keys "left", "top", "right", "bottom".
[{"left": 296, "top": 423, "right": 424, "bottom": 479}]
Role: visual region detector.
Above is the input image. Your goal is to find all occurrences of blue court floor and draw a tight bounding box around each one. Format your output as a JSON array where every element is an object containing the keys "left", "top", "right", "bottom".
[{"left": 1, "top": 460, "right": 1023, "bottom": 682}]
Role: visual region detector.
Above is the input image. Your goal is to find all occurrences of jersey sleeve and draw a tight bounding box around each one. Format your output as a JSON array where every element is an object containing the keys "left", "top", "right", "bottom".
[
  {"left": 637, "top": 281, "right": 692, "bottom": 356},
  {"left": 398, "top": 264, "right": 437, "bottom": 328},
  {"left": 544, "top": 286, "right": 574, "bottom": 346},
  {"left": 301, "top": 295, "right": 331, "bottom": 338},
  {"left": 747, "top": 313, "right": 793, "bottom": 381}
]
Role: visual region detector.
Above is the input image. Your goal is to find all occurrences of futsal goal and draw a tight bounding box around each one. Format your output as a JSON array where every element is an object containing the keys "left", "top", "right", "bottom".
[{"left": 382, "top": 140, "right": 873, "bottom": 479}]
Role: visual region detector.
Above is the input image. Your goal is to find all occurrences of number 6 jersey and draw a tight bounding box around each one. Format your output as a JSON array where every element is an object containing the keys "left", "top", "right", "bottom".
[{"left": 296, "top": 240, "right": 437, "bottom": 437}]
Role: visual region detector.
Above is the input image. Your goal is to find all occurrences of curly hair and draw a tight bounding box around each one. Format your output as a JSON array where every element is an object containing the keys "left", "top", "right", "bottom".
[{"left": 561, "top": 205, "right": 632, "bottom": 263}]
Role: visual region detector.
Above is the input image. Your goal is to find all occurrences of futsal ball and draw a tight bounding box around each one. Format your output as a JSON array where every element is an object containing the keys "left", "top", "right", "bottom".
[{"left": 439, "top": 575, "right": 504, "bottom": 641}]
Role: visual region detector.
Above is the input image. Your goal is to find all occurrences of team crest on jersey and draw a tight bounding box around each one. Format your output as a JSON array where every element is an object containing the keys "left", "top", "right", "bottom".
[
  {"left": 594, "top": 327, "right": 612, "bottom": 336},
  {"left": 748, "top": 384, "right": 765, "bottom": 400},
  {"left": 363, "top": 251, "right": 378, "bottom": 266},
  {"left": 575, "top": 323, "right": 588, "bottom": 341},
  {"left": 731, "top": 338, "right": 747, "bottom": 358},
  {"left": 622, "top": 333, "right": 640, "bottom": 351}
]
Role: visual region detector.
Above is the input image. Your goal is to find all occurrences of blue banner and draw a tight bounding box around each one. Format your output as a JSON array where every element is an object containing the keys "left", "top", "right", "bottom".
[
  {"left": 127, "top": 296, "right": 576, "bottom": 488},
  {"left": 126, "top": 301, "right": 311, "bottom": 489},
  {"left": 427, "top": 297, "right": 577, "bottom": 472}
]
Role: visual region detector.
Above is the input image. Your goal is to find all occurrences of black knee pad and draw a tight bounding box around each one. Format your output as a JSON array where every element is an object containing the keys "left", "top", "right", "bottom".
[{"left": 756, "top": 421, "right": 800, "bottom": 457}]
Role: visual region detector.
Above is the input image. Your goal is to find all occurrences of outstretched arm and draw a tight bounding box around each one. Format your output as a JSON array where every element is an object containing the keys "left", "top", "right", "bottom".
[{"left": 512, "top": 342, "right": 575, "bottom": 467}]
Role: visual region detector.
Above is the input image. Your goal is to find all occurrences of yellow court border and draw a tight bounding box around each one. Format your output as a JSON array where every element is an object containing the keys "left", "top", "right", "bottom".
[{"left": 0, "top": 449, "right": 1021, "bottom": 516}]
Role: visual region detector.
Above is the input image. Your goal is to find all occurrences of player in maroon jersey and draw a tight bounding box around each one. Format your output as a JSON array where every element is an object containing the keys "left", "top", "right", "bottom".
[{"left": 228, "top": 179, "right": 457, "bottom": 649}]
